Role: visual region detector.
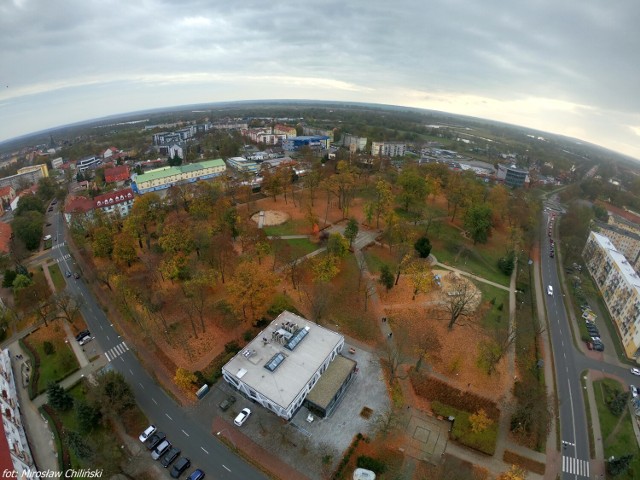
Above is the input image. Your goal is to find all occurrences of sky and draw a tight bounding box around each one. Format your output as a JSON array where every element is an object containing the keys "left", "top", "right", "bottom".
[{"left": 1, "top": 0, "right": 640, "bottom": 159}]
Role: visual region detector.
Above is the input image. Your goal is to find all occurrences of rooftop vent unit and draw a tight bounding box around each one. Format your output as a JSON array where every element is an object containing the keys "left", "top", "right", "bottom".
[
  {"left": 282, "top": 321, "right": 298, "bottom": 334},
  {"left": 242, "top": 349, "right": 256, "bottom": 359}
]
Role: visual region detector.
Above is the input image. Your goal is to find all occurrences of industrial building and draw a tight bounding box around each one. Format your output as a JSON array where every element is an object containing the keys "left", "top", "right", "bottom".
[
  {"left": 132, "top": 159, "right": 226, "bottom": 194},
  {"left": 282, "top": 136, "right": 330, "bottom": 152},
  {"left": 222, "top": 311, "right": 357, "bottom": 420}
]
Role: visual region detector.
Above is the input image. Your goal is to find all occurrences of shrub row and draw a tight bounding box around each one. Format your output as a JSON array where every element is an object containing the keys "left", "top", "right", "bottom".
[
  {"left": 411, "top": 373, "right": 500, "bottom": 421},
  {"left": 332, "top": 433, "right": 365, "bottom": 480},
  {"left": 503, "top": 450, "right": 546, "bottom": 475},
  {"left": 431, "top": 402, "right": 497, "bottom": 455},
  {"left": 41, "top": 404, "right": 71, "bottom": 471},
  {"left": 202, "top": 344, "right": 241, "bottom": 383}
]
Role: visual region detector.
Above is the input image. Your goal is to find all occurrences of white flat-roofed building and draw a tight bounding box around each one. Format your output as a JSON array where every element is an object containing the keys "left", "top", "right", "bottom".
[
  {"left": 222, "top": 311, "right": 355, "bottom": 420},
  {"left": 226, "top": 157, "right": 259, "bottom": 173}
]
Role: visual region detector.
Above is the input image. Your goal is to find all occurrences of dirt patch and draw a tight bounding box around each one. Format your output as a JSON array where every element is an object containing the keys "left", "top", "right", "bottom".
[{"left": 250, "top": 210, "right": 290, "bottom": 226}]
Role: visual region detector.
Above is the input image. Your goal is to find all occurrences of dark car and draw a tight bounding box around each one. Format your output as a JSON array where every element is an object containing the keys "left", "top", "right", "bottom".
[
  {"left": 65, "top": 271, "right": 72, "bottom": 278},
  {"left": 145, "top": 431, "right": 166, "bottom": 450},
  {"left": 186, "top": 469, "right": 205, "bottom": 480},
  {"left": 593, "top": 342, "right": 604, "bottom": 352},
  {"left": 75, "top": 330, "right": 90, "bottom": 341},
  {"left": 170, "top": 457, "right": 191, "bottom": 478},
  {"left": 219, "top": 395, "right": 236, "bottom": 411},
  {"left": 161, "top": 447, "right": 181, "bottom": 468},
  {"left": 46, "top": 222, "right": 52, "bottom": 226},
  {"left": 73, "top": 272, "right": 80, "bottom": 279}
]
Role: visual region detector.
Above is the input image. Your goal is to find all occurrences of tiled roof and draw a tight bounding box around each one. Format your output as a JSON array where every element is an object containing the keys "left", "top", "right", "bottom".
[
  {"left": 104, "top": 165, "right": 130, "bottom": 183},
  {"left": 94, "top": 188, "right": 134, "bottom": 208},
  {"left": 64, "top": 196, "right": 94, "bottom": 214}
]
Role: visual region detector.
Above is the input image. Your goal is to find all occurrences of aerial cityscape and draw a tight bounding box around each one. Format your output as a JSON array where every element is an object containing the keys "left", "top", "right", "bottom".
[{"left": 2, "top": 1, "right": 640, "bottom": 480}]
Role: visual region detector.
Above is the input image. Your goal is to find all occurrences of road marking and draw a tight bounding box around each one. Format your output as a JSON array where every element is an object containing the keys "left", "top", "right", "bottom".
[
  {"left": 201, "top": 446, "right": 209, "bottom": 454},
  {"left": 99, "top": 325, "right": 103, "bottom": 330},
  {"left": 139, "top": 383, "right": 144, "bottom": 389},
  {"left": 166, "top": 413, "right": 173, "bottom": 420},
  {"left": 182, "top": 429, "right": 190, "bottom": 437},
  {"left": 105, "top": 342, "right": 129, "bottom": 362},
  {"left": 129, "top": 369, "right": 133, "bottom": 375},
  {"left": 151, "top": 398, "right": 157, "bottom": 405},
  {"left": 222, "top": 465, "right": 231, "bottom": 472},
  {"left": 562, "top": 455, "right": 589, "bottom": 477}
]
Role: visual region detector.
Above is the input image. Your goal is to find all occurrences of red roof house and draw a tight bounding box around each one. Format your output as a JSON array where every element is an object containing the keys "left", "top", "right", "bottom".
[{"left": 104, "top": 165, "right": 130, "bottom": 183}]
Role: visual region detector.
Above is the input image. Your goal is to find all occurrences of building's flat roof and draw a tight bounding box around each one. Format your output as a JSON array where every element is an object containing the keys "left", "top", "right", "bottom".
[
  {"left": 591, "top": 231, "right": 640, "bottom": 289},
  {"left": 595, "top": 221, "right": 640, "bottom": 241},
  {"left": 305, "top": 355, "right": 355, "bottom": 409},
  {"left": 135, "top": 159, "right": 225, "bottom": 183},
  {"left": 223, "top": 311, "right": 343, "bottom": 411}
]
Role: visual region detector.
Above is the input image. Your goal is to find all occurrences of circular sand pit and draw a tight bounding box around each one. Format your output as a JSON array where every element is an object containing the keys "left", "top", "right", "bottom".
[{"left": 251, "top": 210, "right": 290, "bottom": 226}]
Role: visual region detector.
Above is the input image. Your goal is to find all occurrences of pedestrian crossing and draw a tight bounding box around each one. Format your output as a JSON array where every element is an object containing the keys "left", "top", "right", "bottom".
[
  {"left": 105, "top": 342, "right": 129, "bottom": 362},
  {"left": 52, "top": 242, "right": 66, "bottom": 249},
  {"left": 562, "top": 456, "right": 589, "bottom": 477},
  {"left": 56, "top": 254, "right": 71, "bottom": 262}
]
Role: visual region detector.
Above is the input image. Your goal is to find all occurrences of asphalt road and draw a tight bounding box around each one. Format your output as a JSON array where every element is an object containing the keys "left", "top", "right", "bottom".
[{"left": 47, "top": 210, "right": 268, "bottom": 480}]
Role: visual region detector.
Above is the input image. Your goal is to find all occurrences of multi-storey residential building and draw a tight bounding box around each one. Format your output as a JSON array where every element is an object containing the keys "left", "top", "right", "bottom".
[
  {"left": 302, "top": 126, "right": 334, "bottom": 141},
  {"left": 222, "top": 311, "right": 356, "bottom": 420},
  {"left": 0, "top": 349, "right": 36, "bottom": 475},
  {"left": 342, "top": 134, "right": 367, "bottom": 151},
  {"left": 583, "top": 231, "right": 640, "bottom": 358},
  {"left": 608, "top": 213, "right": 640, "bottom": 237},
  {"left": 51, "top": 157, "right": 64, "bottom": 169},
  {"left": 594, "top": 221, "right": 640, "bottom": 271},
  {"left": 274, "top": 124, "right": 297, "bottom": 136},
  {"left": 371, "top": 142, "right": 406, "bottom": 157},
  {"left": 0, "top": 164, "right": 48, "bottom": 191},
  {"left": 132, "top": 159, "right": 226, "bottom": 194},
  {"left": 94, "top": 188, "right": 135, "bottom": 217}
]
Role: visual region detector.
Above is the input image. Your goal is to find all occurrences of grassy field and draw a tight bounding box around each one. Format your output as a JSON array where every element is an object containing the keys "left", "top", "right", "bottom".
[
  {"left": 48, "top": 262, "right": 66, "bottom": 292},
  {"left": 432, "top": 401, "right": 498, "bottom": 455},
  {"left": 476, "top": 283, "right": 510, "bottom": 335},
  {"left": 285, "top": 238, "right": 319, "bottom": 257},
  {"left": 28, "top": 329, "right": 79, "bottom": 394},
  {"left": 362, "top": 244, "right": 397, "bottom": 275},
  {"left": 430, "top": 220, "right": 509, "bottom": 286},
  {"left": 264, "top": 218, "right": 310, "bottom": 236},
  {"left": 593, "top": 378, "right": 640, "bottom": 479}
]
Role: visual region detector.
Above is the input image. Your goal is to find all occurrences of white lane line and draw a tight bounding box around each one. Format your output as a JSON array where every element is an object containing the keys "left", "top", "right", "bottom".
[
  {"left": 106, "top": 335, "right": 110, "bottom": 341},
  {"left": 100, "top": 325, "right": 103, "bottom": 330},
  {"left": 139, "top": 383, "right": 144, "bottom": 389},
  {"left": 129, "top": 369, "right": 133, "bottom": 375},
  {"left": 182, "top": 429, "right": 190, "bottom": 437},
  {"left": 222, "top": 465, "right": 231, "bottom": 472},
  {"left": 152, "top": 398, "right": 158, "bottom": 405},
  {"left": 201, "top": 446, "right": 209, "bottom": 454},
  {"left": 166, "top": 413, "right": 173, "bottom": 420},
  {"left": 105, "top": 352, "right": 111, "bottom": 362}
]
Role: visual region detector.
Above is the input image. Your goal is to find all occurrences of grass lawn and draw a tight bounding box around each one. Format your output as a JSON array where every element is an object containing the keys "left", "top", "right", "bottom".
[
  {"left": 263, "top": 218, "right": 310, "bottom": 236},
  {"left": 593, "top": 378, "right": 640, "bottom": 479},
  {"left": 362, "top": 244, "right": 397, "bottom": 274},
  {"left": 430, "top": 220, "right": 509, "bottom": 286},
  {"left": 44, "top": 239, "right": 53, "bottom": 250},
  {"left": 432, "top": 401, "right": 498, "bottom": 455},
  {"left": 48, "top": 262, "right": 66, "bottom": 292},
  {"left": 285, "top": 238, "right": 319, "bottom": 257},
  {"left": 476, "top": 283, "right": 510, "bottom": 335},
  {"left": 27, "top": 327, "right": 79, "bottom": 394}
]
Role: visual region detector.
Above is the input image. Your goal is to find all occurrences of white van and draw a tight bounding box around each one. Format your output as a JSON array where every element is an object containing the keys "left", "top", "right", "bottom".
[
  {"left": 547, "top": 285, "right": 553, "bottom": 296},
  {"left": 43, "top": 234, "right": 52, "bottom": 241}
]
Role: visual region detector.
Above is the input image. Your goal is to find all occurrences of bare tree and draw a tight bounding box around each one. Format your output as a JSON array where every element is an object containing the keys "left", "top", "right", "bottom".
[
  {"left": 363, "top": 284, "right": 376, "bottom": 312},
  {"left": 303, "top": 282, "right": 332, "bottom": 322},
  {"left": 440, "top": 274, "right": 481, "bottom": 330},
  {"left": 53, "top": 292, "right": 83, "bottom": 323}
]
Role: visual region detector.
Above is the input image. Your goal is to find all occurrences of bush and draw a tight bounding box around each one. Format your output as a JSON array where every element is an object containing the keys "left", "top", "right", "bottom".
[
  {"left": 224, "top": 341, "right": 241, "bottom": 354},
  {"left": 432, "top": 402, "right": 497, "bottom": 455},
  {"left": 503, "top": 450, "right": 546, "bottom": 475},
  {"left": 357, "top": 456, "right": 386, "bottom": 474},
  {"left": 267, "top": 294, "right": 301, "bottom": 318},
  {"left": 2, "top": 270, "right": 17, "bottom": 288},
  {"left": 43, "top": 341, "right": 55, "bottom": 355},
  {"left": 497, "top": 253, "right": 515, "bottom": 276},
  {"left": 414, "top": 236, "right": 432, "bottom": 258},
  {"left": 410, "top": 373, "right": 500, "bottom": 421}
]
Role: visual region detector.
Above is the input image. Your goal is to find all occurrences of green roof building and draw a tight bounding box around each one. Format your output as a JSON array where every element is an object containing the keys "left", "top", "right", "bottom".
[{"left": 132, "top": 159, "right": 226, "bottom": 194}]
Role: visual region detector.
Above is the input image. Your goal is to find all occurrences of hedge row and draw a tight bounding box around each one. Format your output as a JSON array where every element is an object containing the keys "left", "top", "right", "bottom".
[
  {"left": 332, "top": 433, "right": 365, "bottom": 480},
  {"left": 411, "top": 372, "right": 500, "bottom": 421},
  {"left": 20, "top": 338, "right": 40, "bottom": 400},
  {"left": 503, "top": 450, "right": 546, "bottom": 475},
  {"left": 41, "top": 404, "right": 71, "bottom": 471}
]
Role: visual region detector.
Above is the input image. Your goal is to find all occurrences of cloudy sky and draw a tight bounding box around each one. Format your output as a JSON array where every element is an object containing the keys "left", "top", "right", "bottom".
[{"left": 1, "top": 0, "right": 640, "bottom": 158}]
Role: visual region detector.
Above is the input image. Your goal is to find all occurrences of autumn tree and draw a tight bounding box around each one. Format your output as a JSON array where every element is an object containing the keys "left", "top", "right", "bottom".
[
  {"left": 304, "top": 167, "right": 322, "bottom": 206},
  {"left": 398, "top": 167, "right": 428, "bottom": 213},
  {"left": 91, "top": 226, "right": 114, "bottom": 258},
  {"left": 174, "top": 368, "right": 197, "bottom": 393},
  {"left": 182, "top": 271, "right": 213, "bottom": 332},
  {"left": 344, "top": 218, "right": 359, "bottom": 247},
  {"left": 379, "top": 265, "right": 394, "bottom": 292},
  {"left": 112, "top": 232, "right": 137, "bottom": 267},
  {"left": 441, "top": 274, "right": 481, "bottom": 329},
  {"left": 497, "top": 465, "right": 527, "bottom": 480},
  {"left": 407, "top": 260, "right": 432, "bottom": 300},
  {"left": 227, "top": 261, "right": 278, "bottom": 320},
  {"left": 464, "top": 204, "right": 493, "bottom": 244},
  {"left": 87, "top": 371, "right": 135, "bottom": 417},
  {"left": 326, "top": 233, "right": 349, "bottom": 258},
  {"left": 374, "top": 180, "right": 393, "bottom": 228},
  {"left": 311, "top": 255, "right": 340, "bottom": 282},
  {"left": 469, "top": 409, "right": 493, "bottom": 433},
  {"left": 205, "top": 232, "right": 236, "bottom": 283}
]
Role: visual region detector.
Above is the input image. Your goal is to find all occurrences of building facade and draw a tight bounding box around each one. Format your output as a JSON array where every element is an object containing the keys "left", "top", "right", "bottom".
[
  {"left": 342, "top": 134, "right": 367, "bottom": 151},
  {"left": 0, "top": 349, "right": 36, "bottom": 475},
  {"left": 0, "top": 164, "right": 48, "bottom": 191},
  {"left": 496, "top": 164, "right": 529, "bottom": 188},
  {"left": 583, "top": 231, "right": 640, "bottom": 358},
  {"left": 94, "top": 188, "right": 135, "bottom": 217},
  {"left": 594, "top": 221, "right": 640, "bottom": 271},
  {"left": 132, "top": 159, "right": 226, "bottom": 194},
  {"left": 222, "top": 311, "right": 356, "bottom": 420},
  {"left": 226, "top": 157, "right": 259, "bottom": 173},
  {"left": 282, "top": 136, "right": 330, "bottom": 152},
  {"left": 371, "top": 142, "right": 406, "bottom": 157}
]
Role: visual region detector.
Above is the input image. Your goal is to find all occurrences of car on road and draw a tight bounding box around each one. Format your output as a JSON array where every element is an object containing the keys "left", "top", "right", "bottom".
[
  {"left": 234, "top": 407, "right": 251, "bottom": 426},
  {"left": 631, "top": 385, "right": 639, "bottom": 398},
  {"left": 78, "top": 335, "right": 93, "bottom": 346},
  {"left": 151, "top": 439, "right": 171, "bottom": 460},
  {"left": 65, "top": 271, "right": 72, "bottom": 278},
  {"left": 139, "top": 425, "right": 157, "bottom": 443},
  {"left": 186, "top": 469, "right": 205, "bottom": 480},
  {"left": 73, "top": 272, "right": 80, "bottom": 279},
  {"left": 46, "top": 222, "right": 52, "bottom": 227},
  {"left": 170, "top": 457, "right": 191, "bottom": 478},
  {"left": 631, "top": 368, "right": 640, "bottom": 376},
  {"left": 219, "top": 395, "right": 236, "bottom": 411},
  {"left": 160, "top": 447, "right": 181, "bottom": 467},
  {"left": 547, "top": 285, "right": 553, "bottom": 296},
  {"left": 75, "top": 330, "right": 90, "bottom": 341},
  {"left": 145, "top": 431, "right": 166, "bottom": 450}
]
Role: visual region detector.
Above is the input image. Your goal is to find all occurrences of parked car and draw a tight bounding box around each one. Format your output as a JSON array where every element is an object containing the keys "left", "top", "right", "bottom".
[
  {"left": 219, "top": 395, "right": 236, "bottom": 411},
  {"left": 78, "top": 335, "right": 93, "bottom": 346},
  {"left": 592, "top": 341, "right": 604, "bottom": 352},
  {"left": 186, "top": 469, "right": 205, "bottom": 480},
  {"left": 234, "top": 407, "right": 251, "bottom": 426},
  {"left": 151, "top": 440, "right": 172, "bottom": 460},
  {"left": 75, "top": 330, "right": 90, "bottom": 341},
  {"left": 630, "top": 385, "right": 639, "bottom": 398},
  {"left": 161, "top": 447, "right": 181, "bottom": 467},
  {"left": 145, "top": 431, "right": 166, "bottom": 450},
  {"left": 170, "top": 457, "right": 191, "bottom": 478},
  {"left": 139, "top": 425, "right": 156, "bottom": 443},
  {"left": 631, "top": 368, "right": 640, "bottom": 376}
]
